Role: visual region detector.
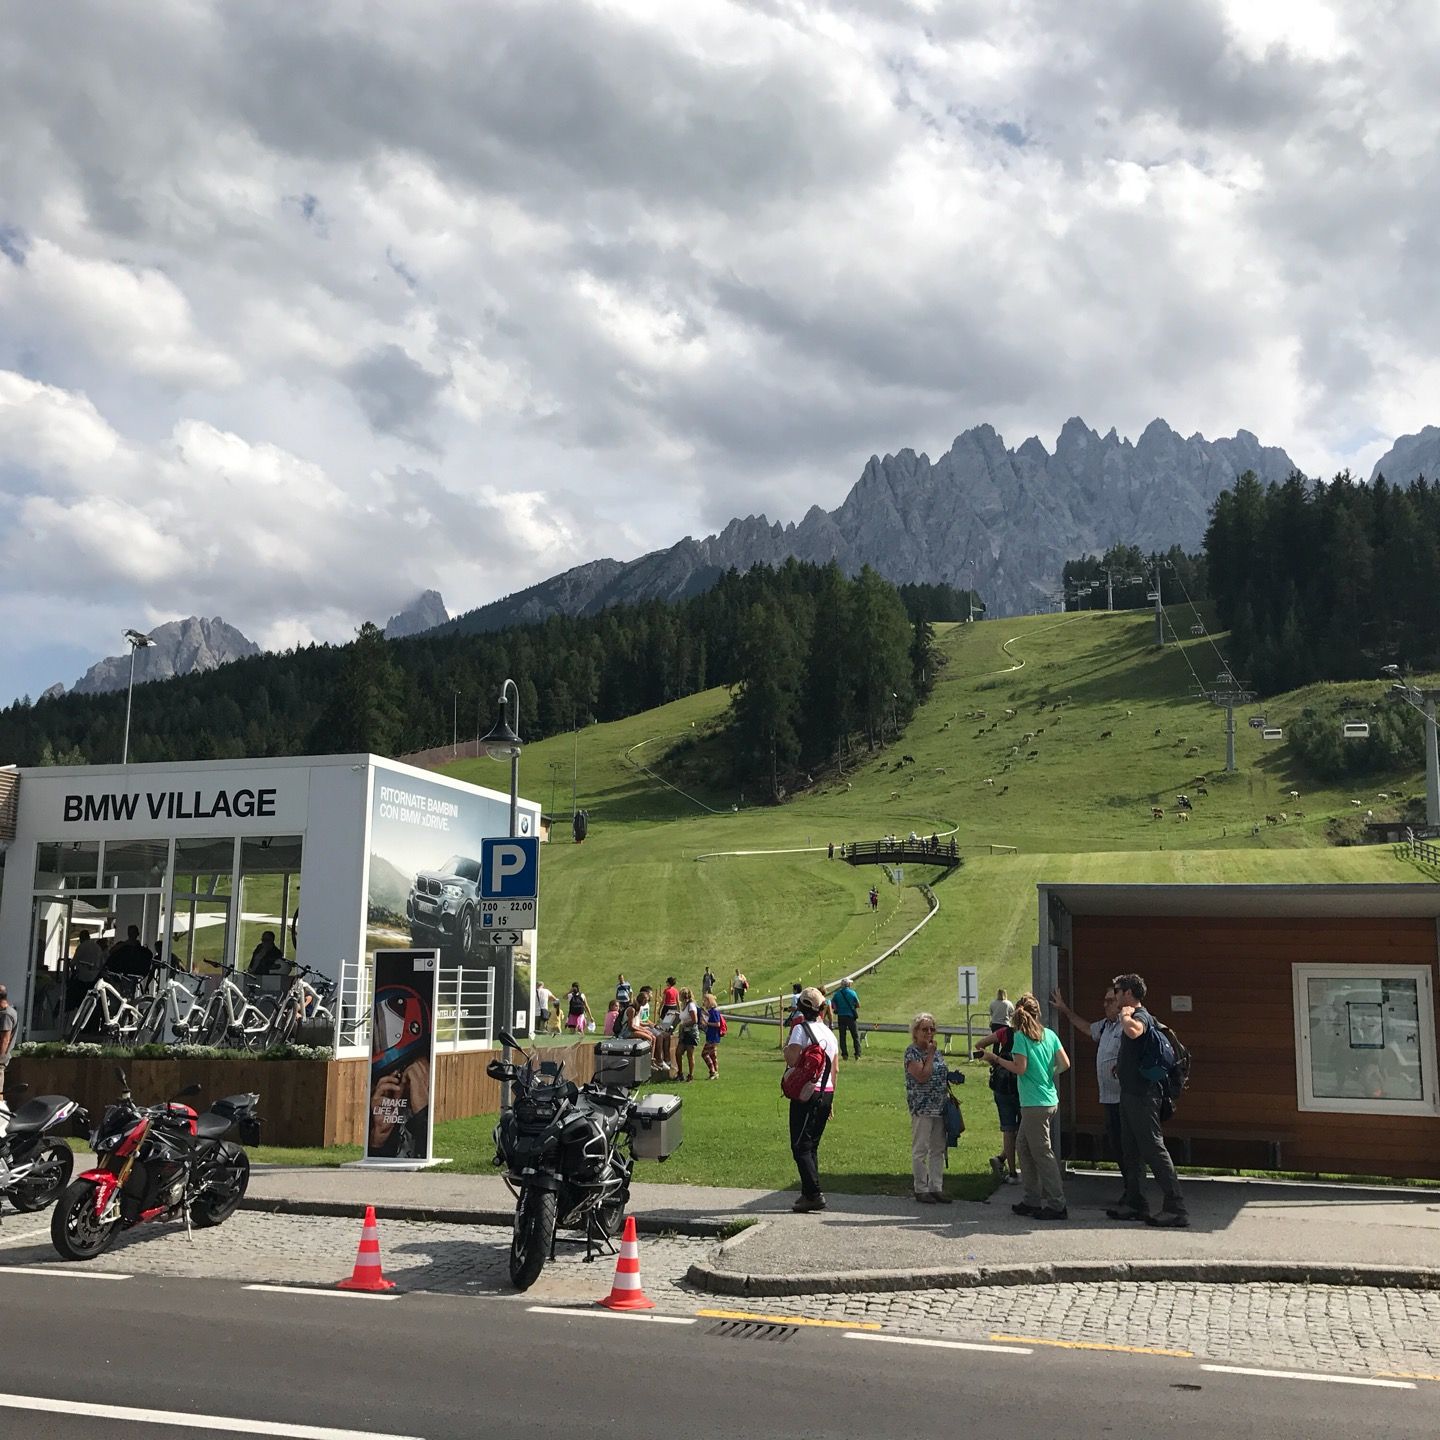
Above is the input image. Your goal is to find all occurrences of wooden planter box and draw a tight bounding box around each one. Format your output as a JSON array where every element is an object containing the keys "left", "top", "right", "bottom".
[{"left": 10, "top": 1041, "right": 598, "bottom": 1150}]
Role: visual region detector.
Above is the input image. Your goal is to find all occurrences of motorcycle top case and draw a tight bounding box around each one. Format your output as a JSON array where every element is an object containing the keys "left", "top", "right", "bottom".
[
  {"left": 594, "top": 1037, "right": 652, "bottom": 1088},
  {"left": 630, "top": 1092, "right": 682, "bottom": 1161}
]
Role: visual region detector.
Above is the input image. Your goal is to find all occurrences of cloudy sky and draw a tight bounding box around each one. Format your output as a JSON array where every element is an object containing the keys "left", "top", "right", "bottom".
[{"left": 3, "top": 0, "right": 1438, "bottom": 704}]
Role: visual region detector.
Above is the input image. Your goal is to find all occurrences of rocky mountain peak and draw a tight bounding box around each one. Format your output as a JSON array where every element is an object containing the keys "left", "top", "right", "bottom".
[
  {"left": 383, "top": 589, "right": 449, "bottom": 639},
  {"left": 70, "top": 616, "right": 260, "bottom": 695},
  {"left": 1372, "top": 426, "right": 1440, "bottom": 483}
]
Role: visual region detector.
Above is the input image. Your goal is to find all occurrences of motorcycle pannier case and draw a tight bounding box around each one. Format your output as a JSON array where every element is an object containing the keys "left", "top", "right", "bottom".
[
  {"left": 594, "top": 1038, "right": 652, "bottom": 1088},
  {"left": 631, "top": 1092, "right": 682, "bottom": 1161}
]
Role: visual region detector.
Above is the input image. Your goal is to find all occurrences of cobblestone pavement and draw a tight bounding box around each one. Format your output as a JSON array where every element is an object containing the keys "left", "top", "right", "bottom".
[
  {"left": 4, "top": 1212, "right": 1439, "bottom": 1380},
  {"left": 731, "top": 1281, "right": 1440, "bottom": 1378}
]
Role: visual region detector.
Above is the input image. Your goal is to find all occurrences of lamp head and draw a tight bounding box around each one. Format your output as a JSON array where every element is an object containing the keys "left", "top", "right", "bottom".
[
  {"left": 480, "top": 703, "right": 523, "bottom": 760},
  {"left": 124, "top": 628, "right": 154, "bottom": 649}
]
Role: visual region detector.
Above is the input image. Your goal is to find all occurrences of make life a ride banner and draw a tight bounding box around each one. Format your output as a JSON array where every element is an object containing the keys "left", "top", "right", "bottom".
[{"left": 365, "top": 949, "right": 439, "bottom": 1163}]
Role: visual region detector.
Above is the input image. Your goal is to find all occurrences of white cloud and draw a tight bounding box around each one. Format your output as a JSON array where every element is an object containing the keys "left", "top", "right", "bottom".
[{"left": 1, "top": 0, "right": 1439, "bottom": 701}]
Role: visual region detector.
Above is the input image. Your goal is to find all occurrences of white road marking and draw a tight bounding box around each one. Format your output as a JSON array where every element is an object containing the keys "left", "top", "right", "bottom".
[
  {"left": 0, "top": 1393, "right": 424, "bottom": 1439},
  {"left": 845, "top": 1332, "right": 1033, "bottom": 1356},
  {"left": 0, "top": 1224, "right": 53, "bottom": 1249},
  {"left": 527, "top": 1304, "right": 697, "bottom": 1325},
  {"left": 244, "top": 1284, "right": 398, "bottom": 1301},
  {"left": 0, "top": 1265, "right": 129, "bottom": 1280},
  {"left": 1199, "top": 1364, "right": 1415, "bottom": 1390}
]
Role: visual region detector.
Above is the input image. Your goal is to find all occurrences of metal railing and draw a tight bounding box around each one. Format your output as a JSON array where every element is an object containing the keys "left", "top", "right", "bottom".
[
  {"left": 843, "top": 839, "right": 961, "bottom": 868},
  {"left": 335, "top": 955, "right": 495, "bottom": 1056}
]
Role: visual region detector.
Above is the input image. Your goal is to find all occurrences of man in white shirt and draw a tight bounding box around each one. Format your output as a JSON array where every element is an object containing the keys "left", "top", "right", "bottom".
[
  {"left": 1051, "top": 985, "right": 1124, "bottom": 1170},
  {"left": 989, "top": 988, "right": 1014, "bottom": 1028},
  {"left": 783, "top": 987, "right": 838, "bottom": 1213},
  {"left": 535, "top": 981, "right": 555, "bottom": 1031}
]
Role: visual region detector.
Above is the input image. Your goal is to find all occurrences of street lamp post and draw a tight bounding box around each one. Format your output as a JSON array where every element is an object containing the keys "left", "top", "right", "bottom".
[
  {"left": 121, "top": 628, "right": 154, "bottom": 763},
  {"left": 452, "top": 690, "right": 460, "bottom": 758},
  {"left": 479, "top": 678, "right": 525, "bottom": 1098}
]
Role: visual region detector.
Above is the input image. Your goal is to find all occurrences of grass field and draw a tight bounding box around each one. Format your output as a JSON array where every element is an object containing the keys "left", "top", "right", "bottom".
[{"left": 441, "top": 610, "right": 1428, "bottom": 1017}]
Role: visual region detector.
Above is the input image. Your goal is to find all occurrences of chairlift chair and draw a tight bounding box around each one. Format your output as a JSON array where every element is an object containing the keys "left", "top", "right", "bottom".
[
  {"left": 1190, "top": 623, "right": 1205, "bottom": 636},
  {"left": 1261, "top": 727, "right": 1284, "bottom": 741},
  {"left": 1342, "top": 721, "right": 1370, "bottom": 739}
]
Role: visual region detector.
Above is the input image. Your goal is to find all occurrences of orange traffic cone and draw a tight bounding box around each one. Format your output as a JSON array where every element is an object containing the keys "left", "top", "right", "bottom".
[
  {"left": 599, "top": 1215, "right": 653, "bottom": 1311},
  {"left": 337, "top": 1205, "right": 397, "bottom": 1292}
]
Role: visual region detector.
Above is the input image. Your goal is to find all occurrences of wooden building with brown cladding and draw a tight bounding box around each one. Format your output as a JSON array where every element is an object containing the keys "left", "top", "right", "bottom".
[{"left": 1033, "top": 884, "right": 1440, "bottom": 1180}]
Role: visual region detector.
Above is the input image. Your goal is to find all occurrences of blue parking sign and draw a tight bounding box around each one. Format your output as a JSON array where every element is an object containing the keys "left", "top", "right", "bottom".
[{"left": 480, "top": 836, "right": 538, "bottom": 899}]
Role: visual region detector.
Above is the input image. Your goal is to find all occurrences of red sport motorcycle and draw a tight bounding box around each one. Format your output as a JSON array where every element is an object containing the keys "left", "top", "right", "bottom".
[{"left": 50, "top": 1067, "right": 259, "bottom": 1261}]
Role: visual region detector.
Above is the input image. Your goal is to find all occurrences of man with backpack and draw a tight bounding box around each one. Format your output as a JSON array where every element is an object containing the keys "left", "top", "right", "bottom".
[
  {"left": 615, "top": 974, "right": 632, "bottom": 1007},
  {"left": 830, "top": 978, "right": 862, "bottom": 1059},
  {"left": 1108, "top": 973, "right": 1188, "bottom": 1228},
  {"left": 782, "top": 987, "right": 838, "bottom": 1212}
]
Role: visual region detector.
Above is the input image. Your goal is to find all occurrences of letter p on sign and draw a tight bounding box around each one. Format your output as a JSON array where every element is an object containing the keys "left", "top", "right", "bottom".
[{"left": 481, "top": 836, "right": 538, "bottom": 899}]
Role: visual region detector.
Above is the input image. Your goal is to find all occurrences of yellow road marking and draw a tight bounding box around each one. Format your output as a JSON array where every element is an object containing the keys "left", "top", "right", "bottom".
[
  {"left": 1379, "top": 1371, "right": 1440, "bottom": 1383},
  {"left": 990, "top": 1333, "right": 1193, "bottom": 1358},
  {"left": 697, "top": 1309, "right": 882, "bottom": 1331}
]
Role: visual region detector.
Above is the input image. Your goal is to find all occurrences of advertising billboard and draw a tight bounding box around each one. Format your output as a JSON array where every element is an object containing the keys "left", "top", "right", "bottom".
[
  {"left": 365, "top": 766, "right": 534, "bottom": 1036},
  {"left": 365, "top": 948, "right": 438, "bottom": 1162}
]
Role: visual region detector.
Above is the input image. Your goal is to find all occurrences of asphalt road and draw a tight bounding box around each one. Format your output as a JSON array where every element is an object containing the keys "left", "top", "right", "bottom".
[{"left": 2, "top": 1269, "right": 1436, "bottom": 1440}]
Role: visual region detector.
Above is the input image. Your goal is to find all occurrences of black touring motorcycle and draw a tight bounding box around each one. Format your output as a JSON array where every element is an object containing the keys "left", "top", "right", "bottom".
[{"left": 489, "top": 1033, "right": 681, "bottom": 1290}]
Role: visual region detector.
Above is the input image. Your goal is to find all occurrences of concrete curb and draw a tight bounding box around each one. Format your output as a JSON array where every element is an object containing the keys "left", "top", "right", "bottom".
[
  {"left": 684, "top": 1257, "right": 1440, "bottom": 1297},
  {"left": 239, "top": 1195, "right": 728, "bottom": 1240}
]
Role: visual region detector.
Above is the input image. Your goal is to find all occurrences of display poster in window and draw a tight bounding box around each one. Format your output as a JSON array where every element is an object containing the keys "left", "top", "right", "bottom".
[
  {"left": 1347, "top": 1001, "right": 1384, "bottom": 1049},
  {"left": 365, "top": 949, "right": 438, "bottom": 1163},
  {"left": 366, "top": 767, "right": 536, "bottom": 1038}
]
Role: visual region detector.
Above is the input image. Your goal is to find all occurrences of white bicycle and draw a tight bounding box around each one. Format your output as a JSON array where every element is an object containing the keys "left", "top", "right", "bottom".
[
  {"left": 135, "top": 962, "right": 211, "bottom": 1044},
  {"left": 66, "top": 975, "right": 144, "bottom": 1045},
  {"left": 263, "top": 965, "right": 336, "bottom": 1047},
  {"left": 198, "top": 966, "right": 273, "bottom": 1050}
]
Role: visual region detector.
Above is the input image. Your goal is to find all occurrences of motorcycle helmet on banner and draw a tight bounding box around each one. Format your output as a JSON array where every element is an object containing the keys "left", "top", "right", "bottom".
[{"left": 373, "top": 984, "right": 429, "bottom": 1072}]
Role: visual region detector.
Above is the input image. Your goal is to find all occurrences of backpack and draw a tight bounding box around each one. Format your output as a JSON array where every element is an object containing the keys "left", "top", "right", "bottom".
[
  {"left": 1141, "top": 1018, "right": 1192, "bottom": 1119},
  {"left": 781, "top": 1020, "right": 832, "bottom": 1101},
  {"left": 988, "top": 1027, "right": 1019, "bottom": 1097},
  {"left": 715, "top": 1010, "right": 728, "bottom": 1038}
]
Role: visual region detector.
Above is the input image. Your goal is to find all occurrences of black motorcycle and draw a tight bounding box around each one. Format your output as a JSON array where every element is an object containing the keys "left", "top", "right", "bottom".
[
  {"left": 0, "top": 1084, "right": 85, "bottom": 1215},
  {"left": 489, "top": 1032, "right": 676, "bottom": 1291},
  {"left": 50, "top": 1068, "right": 260, "bottom": 1261}
]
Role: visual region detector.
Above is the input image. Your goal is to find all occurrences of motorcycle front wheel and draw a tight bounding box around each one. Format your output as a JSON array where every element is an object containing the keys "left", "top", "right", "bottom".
[
  {"left": 9, "top": 1138, "right": 75, "bottom": 1212},
  {"left": 51, "top": 1179, "right": 119, "bottom": 1260},
  {"left": 192, "top": 1147, "right": 250, "bottom": 1228},
  {"left": 509, "top": 1186, "right": 557, "bottom": 1291}
]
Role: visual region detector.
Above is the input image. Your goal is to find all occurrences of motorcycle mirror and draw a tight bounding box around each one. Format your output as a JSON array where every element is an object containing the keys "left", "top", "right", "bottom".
[
  {"left": 114, "top": 1065, "right": 129, "bottom": 1087},
  {"left": 2, "top": 1082, "right": 31, "bottom": 1099}
]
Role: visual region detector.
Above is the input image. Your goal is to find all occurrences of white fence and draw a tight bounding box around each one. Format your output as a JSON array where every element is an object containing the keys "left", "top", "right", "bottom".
[{"left": 335, "top": 955, "right": 494, "bottom": 1057}]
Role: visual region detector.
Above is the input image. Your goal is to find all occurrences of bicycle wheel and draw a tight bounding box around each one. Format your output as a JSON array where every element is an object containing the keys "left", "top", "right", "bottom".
[
  {"left": 136, "top": 995, "right": 166, "bottom": 1044},
  {"left": 65, "top": 994, "right": 95, "bottom": 1045}
]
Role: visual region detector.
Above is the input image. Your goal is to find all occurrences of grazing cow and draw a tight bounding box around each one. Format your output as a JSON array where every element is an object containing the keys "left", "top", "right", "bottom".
[
  {"left": 1100, "top": 730, "right": 1113, "bottom": 739},
  {"left": 1036, "top": 727, "right": 1045, "bottom": 735},
  {"left": 1279, "top": 812, "right": 1288, "bottom": 822},
  {"left": 1152, "top": 807, "right": 1164, "bottom": 820},
  {"left": 1176, "top": 811, "right": 1190, "bottom": 822},
  {"left": 1365, "top": 809, "right": 1373, "bottom": 821},
  {"left": 1196, "top": 786, "right": 1208, "bottom": 797},
  {"left": 934, "top": 767, "right": 947, "bottom": 776},
  {"left": 1004, "top": 708, "right": 1016, "bottom": 718},
  {"left": 1251, "top": 824, "right": 1261, "bottom": 836},
  {"left": 1011, "top": 745, "right": 1021, "bottom": 754},
  {"left": 1185, "top": 746, "right": 1200, "bottom": 757},
  {"left": 1026, "top": 750, "right": 1040, "bottom": 759},
  {"left": 1266, "top": 814, "right": 1279, "bottom": 824},
  {"left": 1350, "top": 799, "right": 1363, "bottom": 807},
  {"left": 902, "top": 755, "right": 915, "bottom": 764},
  {"left": 1154, "top": 728, "right": 1162, "bottom": 737},
  {"left": 890, "top": 790, "right": 901, "bottom": 800},
  {"left": 1292, "top": 810, "right": 1304, "bottom": 818},
  {"left": 1378, "top": 792, "right": 1391, "bottom": 800},
  {"left": 1288, "top": 790, "right": 1300, "bottom": 799},
  {"left": 845, "top": 782, "right": 852, "bottom": 791},
  {"left": 984, "top": 778, "right": 994, "bottom": 786},
  {"left": 998, "top": 786, "right": 1008, "bottom": 794}
]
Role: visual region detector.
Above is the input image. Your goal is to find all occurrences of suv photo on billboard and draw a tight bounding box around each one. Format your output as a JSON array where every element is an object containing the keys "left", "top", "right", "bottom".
[{"left": 406, "top": 854, "right": 482, "bottom": 960}]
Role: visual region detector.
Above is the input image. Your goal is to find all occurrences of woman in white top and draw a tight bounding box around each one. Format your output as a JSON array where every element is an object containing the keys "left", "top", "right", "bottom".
[{"left": 784, "top": 987, "right": 838, "bottom": 1213}]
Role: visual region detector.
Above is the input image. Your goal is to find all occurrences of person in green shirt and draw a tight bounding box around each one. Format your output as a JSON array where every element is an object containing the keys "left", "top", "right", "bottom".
[{"left": 979, "top": 992, "right": 1070, "bottom": 1220}]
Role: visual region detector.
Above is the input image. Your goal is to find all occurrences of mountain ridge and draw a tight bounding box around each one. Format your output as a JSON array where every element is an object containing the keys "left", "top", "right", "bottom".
[{"left": 440, "top": 416, "right": 1300, "bottom": 633}]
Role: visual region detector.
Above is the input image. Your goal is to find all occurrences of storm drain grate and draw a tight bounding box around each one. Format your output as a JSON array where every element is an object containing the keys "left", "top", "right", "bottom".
[{"left": 707, "top": 1320, "right": 799, "bottom": 1342}]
